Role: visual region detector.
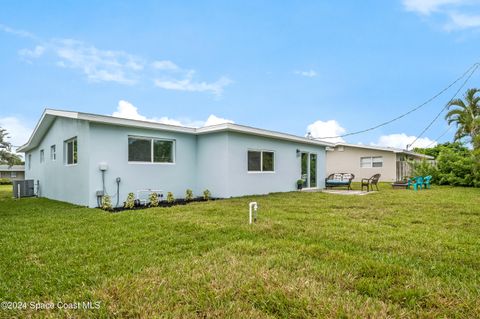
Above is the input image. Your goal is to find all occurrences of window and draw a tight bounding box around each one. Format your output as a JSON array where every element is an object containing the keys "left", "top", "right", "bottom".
[
  {"left": 360, "top": 156, "right": 383, "bottom": 168},
  {"left": 28, "top": 154, "right": 31, "bottom": 170},
  {"left": 50, "top": 145, "right": 56, "bottom": 160},
  {"left": 128, "top": 137, "right": 174, "bottom": 163},
  {"left": 65, "top": 137, "right": 78, "bottom": 165},
  {"left": 40, "top": 149, "right": 45, "bottom": 163},
  {"left": 372, "top": 156, "right": 383, "bottom": 167},
  {"left": 248, "top": 150, "right": 274, "bottom": 172},
  {"left": 11, "top": 172, "right": 16, "bottom": 178}
]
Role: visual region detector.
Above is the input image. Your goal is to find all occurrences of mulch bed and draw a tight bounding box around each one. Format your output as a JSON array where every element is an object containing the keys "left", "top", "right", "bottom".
[{"left": 102, "top": 197, "right": 221, "bottom": 213}]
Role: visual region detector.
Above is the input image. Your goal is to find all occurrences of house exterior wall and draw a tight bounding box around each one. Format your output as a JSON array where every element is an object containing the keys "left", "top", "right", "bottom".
[
  {"left": 23, "top": 117, "right": 329, "bottom": 207},
  {"left": 326, "top": 146, "right": 397, "bottom": 182},
  {"left": 24, "top": 117, "right": 91, "bottom": 206},
  {"left": 196, "top": 132, "right": 229, "bottom": 198},
  {"left": 225, "top": 132, "right": 326, "bottom": 197},
  {"left": 87, "top": 122, "right": 198, "bottom": 208},
  {"left": 0, "top": 171, "right": 25, "bottom": 181}
]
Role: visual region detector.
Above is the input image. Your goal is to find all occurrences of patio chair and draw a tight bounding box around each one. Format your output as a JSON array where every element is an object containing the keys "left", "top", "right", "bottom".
[
  {"left": 423, "top": 175, "right": 432, "bottom": 189},
  {"left": 361, "top": 174, "right": 381, "bottom": 192},
  {"left": 411, "top": 176, "right": 424, "bottom": 191}
]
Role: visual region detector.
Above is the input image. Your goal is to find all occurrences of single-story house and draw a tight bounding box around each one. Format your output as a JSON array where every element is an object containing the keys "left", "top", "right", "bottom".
[
  {"left": 18, "top": 109, "right": 333, "bottom": 207},
  {"left": 326, "top": 143, "right": 434, "bottom": 182},
  {"left": 0, "top": 165, "right": 25, "bottom": 181}
]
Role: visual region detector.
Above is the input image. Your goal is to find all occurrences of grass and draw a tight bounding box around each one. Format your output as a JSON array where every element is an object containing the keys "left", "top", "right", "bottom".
[{"left": 0, "top": 184, "right": 479, "bottom": 318}]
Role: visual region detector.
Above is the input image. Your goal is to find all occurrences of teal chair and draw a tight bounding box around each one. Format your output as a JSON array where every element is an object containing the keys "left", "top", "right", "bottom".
[
  {"left": 413, "top": 176, "right": 424, "bottom": 191},
  {"left": 423, "top": 175, "right": 432, "bottom": 189}
]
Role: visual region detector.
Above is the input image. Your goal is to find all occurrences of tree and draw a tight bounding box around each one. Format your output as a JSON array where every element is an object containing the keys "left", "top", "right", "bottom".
[
  {"left": 445, "top": 88, "right": 480, "bottom": 150},
  {"left": 413, "top": 142, "right": 479, "bottom": 187},
  {"left": 0, "top": 127, "right": 22, "bottom": 166}
]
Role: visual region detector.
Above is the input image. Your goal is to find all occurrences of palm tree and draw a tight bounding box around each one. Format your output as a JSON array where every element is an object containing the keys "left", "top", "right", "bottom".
[{"left": 445, "top": 88, "right": 480, "bottom": 150}]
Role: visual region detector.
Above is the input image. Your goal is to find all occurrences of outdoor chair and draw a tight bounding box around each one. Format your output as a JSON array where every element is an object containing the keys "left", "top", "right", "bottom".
[
  {"left": 423, "top": 175, "right": 432, "bottom": 189},
  {"left": 409, "top": 176, "right": 424, "bottom": 191},
  {"left": 361, "top": 174, "right": 381, "bottom": 192}
]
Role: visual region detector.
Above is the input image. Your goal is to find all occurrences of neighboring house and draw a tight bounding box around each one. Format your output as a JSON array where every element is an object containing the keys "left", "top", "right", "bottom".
[
  {"left": 0, "top": 165, "right": 25, "bottom": 181},
  {"left": 18, "top": 109, "right": 333, "bottom": 208},
  {"left": 325, "top": 143, "right": 434, "bottom": 182}
]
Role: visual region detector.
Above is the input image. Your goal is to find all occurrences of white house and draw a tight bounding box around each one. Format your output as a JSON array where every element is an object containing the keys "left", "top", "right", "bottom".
[{"left": 18, "top": 109, "right": 333, "bottom": 207}]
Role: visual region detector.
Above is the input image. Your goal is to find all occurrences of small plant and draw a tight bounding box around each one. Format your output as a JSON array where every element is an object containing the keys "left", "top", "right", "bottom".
[
  {"left": 101, "top": 195, "right": 113, "bottom": 211},
  {"left": 124, "top": 192, "right": 135, "bottom": 209},
  {"left": 185, "top": 189, "right": 193, "bottom": 201},
  {"left": 166, "top": 192, "right": 175, "bottom": 203},
  {"left": 149, "top": 192, "right": 159, "bottom": 207},
  {"left": 203, "top": 189, "right": 211, "bottom": 201},
  {"left": 297, "top": 179, "right": 304, "bottom": 190}
]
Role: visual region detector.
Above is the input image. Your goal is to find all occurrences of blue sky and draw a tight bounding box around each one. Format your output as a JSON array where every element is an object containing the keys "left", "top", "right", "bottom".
[{"left": 1, "top": 0, "right": 480, "bottom": 152}]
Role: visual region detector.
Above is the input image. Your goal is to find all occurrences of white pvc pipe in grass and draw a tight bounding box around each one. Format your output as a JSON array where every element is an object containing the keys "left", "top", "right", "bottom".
[{"left": 249, "top": 202, "right": 258, "bottom": 224}]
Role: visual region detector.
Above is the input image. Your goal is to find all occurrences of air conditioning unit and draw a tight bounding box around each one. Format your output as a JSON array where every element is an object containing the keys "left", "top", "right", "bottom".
[{"left": 13, "top": 180, "right": 35, "bottom": 198}]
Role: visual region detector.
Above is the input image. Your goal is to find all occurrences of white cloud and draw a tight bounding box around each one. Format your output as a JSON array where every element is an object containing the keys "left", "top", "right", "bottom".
[
  {"left": 402, "top": 0, "right": 462, "bottom": 15},
  {"left": 402, "top": 0, "right": 480, "bottom": 30},
  {"left": 112, "top": 100, "right": 148, "bottom": 121},
  {"left": 0, "top": 24, "right": 37, "bottom": 40},
  {"left": 372, "top": 133, "right": 437, "bottom": 149},
  {"left": 53, "top": 39, "right": 143, "bottom": 85},
  {"left": 1, "top": 24, "right": 232, "bottom": 96},
  {"left": 154, "top": 72, "right": 232, "bottom": 97},
  {"left": 0, "top": 116, "right": 34, "bottom": 156},
  {"left": 306, "top": 120, "right": 346, "bottom": 143},
  {"left": 19, "top": 45, "right": 45, "bottom": 59},
  {"left": 111, "top": 100, "right": 234, "bottom": 127},
  {"left": 203, "top": 114, "right": 234, "bottom": 126},
  {"left": 152, "top": 60, "right": 179, "bottom": 70},
  {"left": 295, "top": 70, "right": 318, "bottom": 78},
  {"left": 445, "top": 11, "right": 480, "bottom": 30}
]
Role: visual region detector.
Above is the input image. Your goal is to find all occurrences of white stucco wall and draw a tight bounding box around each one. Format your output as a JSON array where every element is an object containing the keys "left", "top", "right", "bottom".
[
  {"left": 87, "top": 122, "right": 198, "bottom": 207},
  {"left": 24, "top": 117, "right": 329, "bottom": 207},
  {"left": 24, "top": 117, "right": 91, "bottom": 206},
  {"left": 325, "top": 146, "right": 397, "bottom": 182},
  {"left": 196, "top": 132, "right": 229, "bottom": 198},
  {"left": 225, "top": 132, "right": 326, "bottom": 197}
]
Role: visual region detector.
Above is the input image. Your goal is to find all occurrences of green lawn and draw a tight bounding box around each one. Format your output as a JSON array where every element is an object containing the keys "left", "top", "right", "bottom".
[{"left": 0, "top": 184, "right": 479, "bottom": 318}]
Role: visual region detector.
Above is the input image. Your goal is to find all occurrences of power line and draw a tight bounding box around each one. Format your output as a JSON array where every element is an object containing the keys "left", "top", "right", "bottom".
[
  {"left": 424, "top": 126, "right": 453, "bottom": 149},
  {"left": 408, "top": 63, "right": 479, "bottom": 149},
  {"left": 316, "top": 62, "right": 480, "bottom": 140}
]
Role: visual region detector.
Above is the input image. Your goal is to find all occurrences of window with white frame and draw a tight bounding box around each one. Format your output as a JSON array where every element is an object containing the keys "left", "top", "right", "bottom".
[
  {"left": 65, "top": 137, "right": 78, "bottom": 165},
  {"left": 50, "top": 145, "right": 56, "bottom": 161},
  {"left": 11, "top": 172, "right": 16, "bottom": 178},
  {"left": 128, "top": 137, "right": 174, "bottom": 163},
  {"left": 360, "top": 156, "right": 383, "bottom": 168},
  {"left": 28, "top": 154, "right": 31, "bottom": 170},
  {"left": 248, "top": 150, "right": 274, "bottom": 172},
  {"left": 40, "top": 149, "right": 45, "bottom": 163}
]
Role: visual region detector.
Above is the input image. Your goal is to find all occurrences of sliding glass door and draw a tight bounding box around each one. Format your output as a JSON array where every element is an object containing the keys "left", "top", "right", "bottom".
[{"left": 301, "top": 152, "right": 317, "bottom": 188}]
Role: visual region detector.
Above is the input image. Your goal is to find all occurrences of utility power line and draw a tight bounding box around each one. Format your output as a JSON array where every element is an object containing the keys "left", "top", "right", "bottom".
[
  {"left": 424, "top": 126, "right": 453, "bottom": 149},
  {"left": 316, "top": 62, "right": 480, "bottom": 140},
  {"left": 408, "top": 63, "right": 479, "bottom": 149}
]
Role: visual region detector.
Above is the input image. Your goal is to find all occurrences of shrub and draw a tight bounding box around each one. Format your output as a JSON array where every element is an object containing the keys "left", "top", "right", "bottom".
[
  {"left": 149, "top": 192, "right": 159, "bottom": 207},
  {"left": 413, "top": 142, "right": 480, "bottom": 187},
  {"left": 101, "top": 195, "right": 113, "bottom": 211},
  {"left": 203, "top": 189, "right": 211, "bottom": 201},
  {"left": 0, "top": 178, "right": 12, "bottom": 185},
  {"left": 185, "top": 189, "right": 193, "bottom": 201},
  {"left": 124, "top": 192, "right": 135, "bottom": 209},
  {"left": 166, "top": 192, "right": 175, "bottom": 203}
]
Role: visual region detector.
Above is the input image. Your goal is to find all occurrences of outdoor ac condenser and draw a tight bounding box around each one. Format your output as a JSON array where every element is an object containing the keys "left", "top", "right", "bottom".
[{"left": 13, "top": 180, "right": 35, "bottom": 198}]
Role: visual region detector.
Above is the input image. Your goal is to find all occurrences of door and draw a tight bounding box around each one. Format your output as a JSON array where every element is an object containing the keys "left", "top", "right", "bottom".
[{"left": 301, "top": 152, "right": 317, "bottom": 188}]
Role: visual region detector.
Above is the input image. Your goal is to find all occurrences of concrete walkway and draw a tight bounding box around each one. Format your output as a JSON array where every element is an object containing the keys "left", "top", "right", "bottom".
[{"left": 322, "top": 189, "right": 376, "bottom": 196}]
